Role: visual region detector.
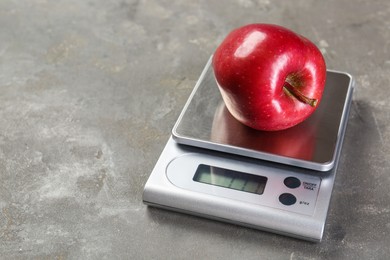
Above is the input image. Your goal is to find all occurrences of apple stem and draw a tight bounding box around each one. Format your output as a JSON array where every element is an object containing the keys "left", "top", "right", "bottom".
[{"left": 283, "top": 82, "right": 318, "bottom": 107}]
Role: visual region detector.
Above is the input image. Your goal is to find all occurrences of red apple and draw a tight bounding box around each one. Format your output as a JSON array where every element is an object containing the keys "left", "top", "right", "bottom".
[{"left": 212, "top": 23, "right": 326, "bottom": 131}]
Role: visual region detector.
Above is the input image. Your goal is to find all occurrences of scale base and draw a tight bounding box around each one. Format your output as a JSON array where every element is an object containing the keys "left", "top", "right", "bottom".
[{"left": 143, "top": 58, "right": 354, "bottom": 242}]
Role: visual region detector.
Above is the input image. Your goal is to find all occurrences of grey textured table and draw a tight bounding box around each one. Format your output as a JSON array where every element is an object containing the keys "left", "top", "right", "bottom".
[{"left": 1, "top": 1, "right": 389, "bottom": 259}]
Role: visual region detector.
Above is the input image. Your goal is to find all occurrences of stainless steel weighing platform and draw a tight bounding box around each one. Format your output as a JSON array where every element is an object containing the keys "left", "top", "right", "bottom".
[{"left": 143, "top": 57, "right": 354, "bottom": 242}]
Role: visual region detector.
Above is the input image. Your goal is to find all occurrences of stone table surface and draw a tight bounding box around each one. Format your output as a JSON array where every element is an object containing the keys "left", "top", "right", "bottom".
[{"left": 1, "top": 0, "right": 389, "bottom": 259}]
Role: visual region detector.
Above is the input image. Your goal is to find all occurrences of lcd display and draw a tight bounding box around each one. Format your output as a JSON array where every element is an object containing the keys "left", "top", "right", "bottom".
[{"left": 193, "top": 164, "right": 267, "bottom": 195}]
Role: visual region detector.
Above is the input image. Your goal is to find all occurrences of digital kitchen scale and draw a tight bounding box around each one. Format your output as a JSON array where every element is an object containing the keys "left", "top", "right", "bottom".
[{"left": 143, "top": 57, "right": 354, "bottom": 242}]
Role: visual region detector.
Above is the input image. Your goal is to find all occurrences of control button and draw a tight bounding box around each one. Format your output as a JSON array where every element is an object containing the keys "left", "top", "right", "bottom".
[
  {"left": 284, "top": 177, "right": 301, "bottom": 189},
  {"left": 279, "top": 193, "right": 297, "bottom": 206}
]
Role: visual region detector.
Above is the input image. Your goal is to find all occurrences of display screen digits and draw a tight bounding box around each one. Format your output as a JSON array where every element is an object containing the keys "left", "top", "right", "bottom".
[{"left": 193, "top": 164, "right": 267, "bottom": 195}]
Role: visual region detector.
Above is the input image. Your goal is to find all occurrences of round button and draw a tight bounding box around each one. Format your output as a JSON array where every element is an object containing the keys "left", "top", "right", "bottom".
[
  {"left": 279, "top": 193, "right": 297, "bottom": 206},
  {"left": 284, "top": 177, "right": 301, "bottom": 189}
]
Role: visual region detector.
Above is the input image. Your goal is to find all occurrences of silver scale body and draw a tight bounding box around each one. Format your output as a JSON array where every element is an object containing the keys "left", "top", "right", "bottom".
[{"left": 143, "top": 57, "right": 354, "bottom": 242}]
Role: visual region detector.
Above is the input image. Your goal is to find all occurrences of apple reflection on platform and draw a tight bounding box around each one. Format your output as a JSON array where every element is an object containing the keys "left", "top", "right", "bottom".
[{"left": 210, "top": 102, "right": 318, "bottom": 161}]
